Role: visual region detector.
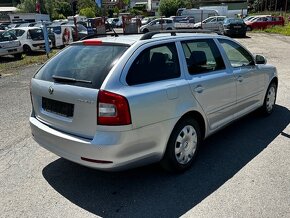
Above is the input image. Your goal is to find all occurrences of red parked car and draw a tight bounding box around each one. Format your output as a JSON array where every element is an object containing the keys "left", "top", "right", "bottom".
[{"left": 246, "top": 16, "right": 284, "bottom": 31}]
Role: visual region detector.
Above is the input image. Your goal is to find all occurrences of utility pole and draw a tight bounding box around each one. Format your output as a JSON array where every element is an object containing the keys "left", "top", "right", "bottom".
[
  {"left": 285, "top": 0, "right": 288, "bottom": 15},
  {"left": 275, "top": 0, "right": 278, "bottom": 11}
]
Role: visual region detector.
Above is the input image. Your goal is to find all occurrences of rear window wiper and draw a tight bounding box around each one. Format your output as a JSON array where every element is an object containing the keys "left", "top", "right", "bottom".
[{"left": 52, "top": 75, "right": 92, "bottom": 84}]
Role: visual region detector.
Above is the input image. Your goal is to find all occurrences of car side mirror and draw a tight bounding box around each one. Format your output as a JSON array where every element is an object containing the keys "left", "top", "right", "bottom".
[{"left": 255, "top": 55, "right": 267, "bottom": 64}]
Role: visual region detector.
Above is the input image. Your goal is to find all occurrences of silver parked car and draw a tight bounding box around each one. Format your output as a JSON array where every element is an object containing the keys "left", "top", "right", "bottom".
[
  {"left": 140, "top": 18, "right": 175, "bottom": 33},
  {"left": 30, "top": 31, "right": 278, "bottom": 172},
  {"left": 194, "top": 16, "right": 226, "bottom": 31}
]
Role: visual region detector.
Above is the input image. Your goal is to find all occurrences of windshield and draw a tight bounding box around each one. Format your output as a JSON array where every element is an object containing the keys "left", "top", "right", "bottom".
[{"left": 34, "top": 44, "right": 128, "bottom": 89}]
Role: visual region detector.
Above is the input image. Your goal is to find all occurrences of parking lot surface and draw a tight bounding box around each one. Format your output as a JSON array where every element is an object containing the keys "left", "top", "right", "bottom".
[{"left": 0, "top": 33, "right": 289, "bottom": 218}]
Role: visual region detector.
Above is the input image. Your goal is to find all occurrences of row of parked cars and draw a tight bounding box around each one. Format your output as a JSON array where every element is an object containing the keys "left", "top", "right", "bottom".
[
  {"left": 0, "top": 26, "right": 50, "bottom": 59},
  {"left": 138, "top": 16, "right": 248, "bottom": 37},
  {"left": 0, "top": 20, "right": 90, "bottom": 59},
  {"left": 190, "top": 14, "right": 284, "bottom": 37}
]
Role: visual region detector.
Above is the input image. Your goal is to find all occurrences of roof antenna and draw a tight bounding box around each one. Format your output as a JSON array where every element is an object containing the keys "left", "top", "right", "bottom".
[{"left": 109, "top": 23, "right": 118, "bottom": 37}]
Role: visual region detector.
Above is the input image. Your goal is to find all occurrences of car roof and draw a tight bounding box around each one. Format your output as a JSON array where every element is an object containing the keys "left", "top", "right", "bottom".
[{"left": 13, "top": 27, "right": 42, "bottom": 30}]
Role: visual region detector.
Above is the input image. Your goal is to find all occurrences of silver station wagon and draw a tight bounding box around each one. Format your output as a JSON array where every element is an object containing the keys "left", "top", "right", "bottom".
[{"left": 30, "top": 31, "right": 278, "bottom": 172}]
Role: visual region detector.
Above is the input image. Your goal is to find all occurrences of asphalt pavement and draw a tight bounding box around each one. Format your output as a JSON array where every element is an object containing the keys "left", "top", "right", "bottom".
[{"left": 0, "top": 33, "right": 289, "bottom": 218}]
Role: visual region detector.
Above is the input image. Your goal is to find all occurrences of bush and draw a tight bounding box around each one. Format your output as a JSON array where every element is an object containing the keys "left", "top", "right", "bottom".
[{"left": 79, "top": 7, "right": 96, "bottom": 18}]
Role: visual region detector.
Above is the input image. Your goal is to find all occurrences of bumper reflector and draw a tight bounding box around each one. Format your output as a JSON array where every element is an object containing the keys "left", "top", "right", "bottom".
[{"left": 81, "top": 157, "right": 113, "bottom": 164}]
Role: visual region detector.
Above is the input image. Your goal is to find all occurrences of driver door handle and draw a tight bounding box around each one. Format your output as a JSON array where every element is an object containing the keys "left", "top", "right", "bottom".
[{"left": 194, "top": 85, "right": 204, "bottom": 93}]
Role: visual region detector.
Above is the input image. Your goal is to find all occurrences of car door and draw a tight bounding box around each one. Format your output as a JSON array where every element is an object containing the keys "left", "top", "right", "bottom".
[
  {"left": 218, "top": 38, "right": 265, "bottom": 117},
  {"left": 150, "top": 20, "right": 159, "bottom": 31},
  {"left": 202, "top": 17, "right": 214, "bottom": 29},
  {"left": 180, "top": 38, "right": 236, "bottom": 130},
  {"left": 208, "top": 17, "right": 217, "bottom": 30},
  {"left": 216, "top": 17, "right": 225, "bottom": 31},
  {"left": 123, "top": 41, "right": 186, "bottom": 129}
]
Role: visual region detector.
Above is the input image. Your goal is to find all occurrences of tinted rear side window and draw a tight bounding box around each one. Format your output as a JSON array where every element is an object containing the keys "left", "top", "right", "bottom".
[
  {"left": 29, "top": 29, "right": 44, "bottom": 40},
  {"left": 35, "top": 44, "right": 128, "bottom": 89},
  {"left": 126, "top": 42, "right": 180, "bottom": 85}
]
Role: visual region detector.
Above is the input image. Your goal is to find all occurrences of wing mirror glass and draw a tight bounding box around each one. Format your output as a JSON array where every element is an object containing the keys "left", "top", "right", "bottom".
[{"left": 255, "top": 54, "right": 267, "bottom": 64}]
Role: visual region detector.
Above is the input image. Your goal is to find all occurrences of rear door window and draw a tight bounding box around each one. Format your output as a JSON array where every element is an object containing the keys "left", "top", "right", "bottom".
[
  {"left": 34, "top": 44, "right": 128, "bottom": 89},
  {"left": 28, "top": 29, "right": 44, "bottom": 40},
  {"left": 126, "top": 42, "right": 180, "bottom": 85}
]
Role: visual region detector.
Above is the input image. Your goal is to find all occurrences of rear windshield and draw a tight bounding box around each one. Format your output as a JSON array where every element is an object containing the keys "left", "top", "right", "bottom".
[
  {"left": 29, "top": 29, "right": 44, "bottom": 40},
  {"left": 225, "top": 18, "right": 245, "bottom": 24},
  {"left": 34, "top": 44, "right": 128, "bottom": 89}
]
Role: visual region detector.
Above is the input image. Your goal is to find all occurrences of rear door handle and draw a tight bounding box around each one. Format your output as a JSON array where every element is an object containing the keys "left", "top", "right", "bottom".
[{"left": 194, "top": 85, "right": 204, "bottom": 93}]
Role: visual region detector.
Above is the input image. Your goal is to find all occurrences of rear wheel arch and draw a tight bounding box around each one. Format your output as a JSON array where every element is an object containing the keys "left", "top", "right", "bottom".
[
  {"left": 270, "top": 77, "right": 278, "bottom": 87},
  {"left": 179, "top": 111, "right": 206, "bottom": 140},
  {"left": 160, "top": 111, "right": 206, "bottom": 172}
]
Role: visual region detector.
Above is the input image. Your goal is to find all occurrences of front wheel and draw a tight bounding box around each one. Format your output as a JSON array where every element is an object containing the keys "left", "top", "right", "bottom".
[
  {"left": 261, "top": 82, "right": 277, "bottom": 115},
  {"left": 218, "top": 24, "right": 224, "bottom": 35},
  {"left": 161, "top": 118, "right": 201, "bottom": 172}
]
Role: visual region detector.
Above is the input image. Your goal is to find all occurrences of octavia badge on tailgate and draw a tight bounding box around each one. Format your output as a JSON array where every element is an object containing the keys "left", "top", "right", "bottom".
[{"left": 48, "top": 86, "right": 54, "bottom": 95}]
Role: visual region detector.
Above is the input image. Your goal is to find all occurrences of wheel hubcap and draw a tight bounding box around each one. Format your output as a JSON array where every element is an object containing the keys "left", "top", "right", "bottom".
[
  {"left": 266, "top": 86, "right": 276, "bottom": 112},
  {"left": 175, "top": 125, "right": 197, "bottom": 165}
]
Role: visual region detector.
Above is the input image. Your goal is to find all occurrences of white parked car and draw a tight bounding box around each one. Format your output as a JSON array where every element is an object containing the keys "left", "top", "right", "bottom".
[
  {"left": 140, "top": 18, "right": 175, "bottom": 33},
  {"left": 194, "top": 16, "right": 226, "bottom": 31},
  {"left": 7, "top": 27, "right": 51, "bottom": 53},
  {"left": 0, "top": 31, "right": 23, "bottom": 59}
]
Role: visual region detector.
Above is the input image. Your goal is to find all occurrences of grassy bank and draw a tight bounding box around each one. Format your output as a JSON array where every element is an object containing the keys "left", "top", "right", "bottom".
[
  {"left": 0, "top": 49, "right": 59, "bottom": 76},
  {"left": 252, "top": 23, "right": 290, "bottom": 36},
  {"left": 263, "top": 23, "right": 290, "bottom": 35}
]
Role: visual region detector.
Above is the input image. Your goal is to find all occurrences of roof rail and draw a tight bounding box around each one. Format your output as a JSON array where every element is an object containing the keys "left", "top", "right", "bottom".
[{"left": 140, "top": 29, "right": 221, "bottom": 40}]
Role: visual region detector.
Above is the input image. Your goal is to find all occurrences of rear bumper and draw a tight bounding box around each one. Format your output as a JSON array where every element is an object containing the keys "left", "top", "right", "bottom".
[
  {"left": 30, "top": 116, "right": 176, "bottom": 171},
  {"left": 0, "top": 47, "right": 22, "bottom": 56},
  {"left": 224, "top": 28, "right": 246, "bottom": 36}
]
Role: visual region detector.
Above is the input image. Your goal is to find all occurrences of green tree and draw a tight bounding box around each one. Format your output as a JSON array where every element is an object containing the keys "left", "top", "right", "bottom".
[
  {"left": 159, "top": 0, "right": 181, "bottom": 17},
  {"left": 77, "top": 0, "right": 96, "bottom": 11},
  {"left": 79, "top": 7, "right": 96, "bottom": 18},
  {"left": 53, "top": 1, "right": 73, "bottom": 19},
  {"left": 17, "top": 0, "right": 37, "bottom": 13}
]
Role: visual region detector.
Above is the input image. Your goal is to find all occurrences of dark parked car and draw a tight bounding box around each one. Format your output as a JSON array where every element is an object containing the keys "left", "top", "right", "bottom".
[{"left": 219, "top": 18, "right": 247, "bottom": 37}]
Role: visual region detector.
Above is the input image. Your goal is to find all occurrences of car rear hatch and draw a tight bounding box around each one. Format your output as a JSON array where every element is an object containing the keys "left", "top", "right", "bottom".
[
  {"left": 31, "top": 40, "right": 129, "bottom": 139},
  {"left": 229, "top": 19, "right": 246, "bottom": 30},
  {"left": 0, "top": 32, "right": 20, "bottom": 49}
]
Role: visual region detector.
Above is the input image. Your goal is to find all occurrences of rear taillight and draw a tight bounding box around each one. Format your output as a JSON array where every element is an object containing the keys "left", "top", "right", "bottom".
[{"left": 97, "top": 90, "right": 131, "bottom": 126}]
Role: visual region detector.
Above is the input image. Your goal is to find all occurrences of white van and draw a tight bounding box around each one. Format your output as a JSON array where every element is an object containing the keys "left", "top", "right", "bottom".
[{"left": 181, "top": 9, "right": 219, "bottom": 23}]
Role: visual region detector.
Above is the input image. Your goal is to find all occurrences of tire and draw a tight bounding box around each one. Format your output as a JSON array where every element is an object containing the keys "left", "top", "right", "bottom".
[
  {"left": 166, "top": 27, "right": 172, "bottom": 30},
  {"left": 261, "top": 82, "right": 277, "bottom": 115},
  {"left": 142, "top": 28, "right": 149, "bottom": 33},
  {"left": 23, "top": 45, "right": 32, "bottom": 54},
  {"left": 14, "top": 53, "right": 23, "bottom": 60},
  {"left": 241, "top": 33, "right": 247, "bottom": 38},
  {"left": 247, "top": 26, "right": 252, "bottom": 31},
  {"left": 218, "top": 25, "right": 224, "bottom": 35},
  {"left": 161, "top": 118, "right": 201, "bottom": 172}
]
